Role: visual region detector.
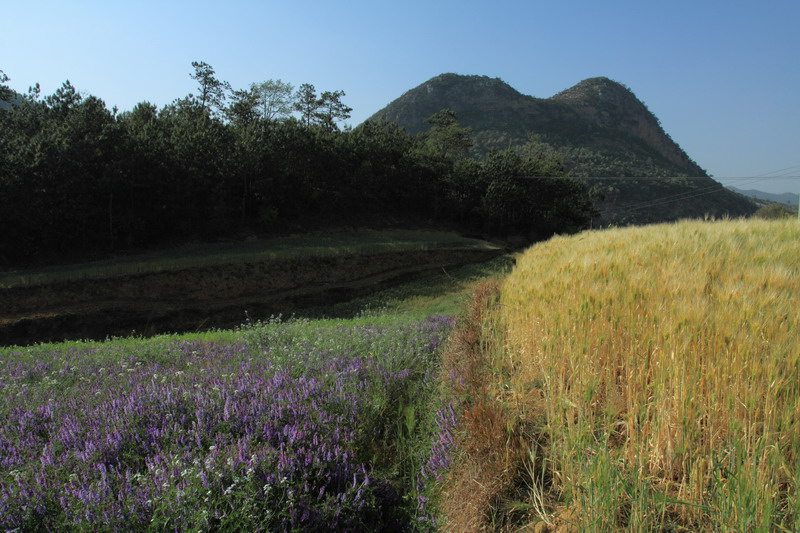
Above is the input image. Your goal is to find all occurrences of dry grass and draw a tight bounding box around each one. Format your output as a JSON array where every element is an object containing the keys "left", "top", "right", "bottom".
[
  {"left": 438, "top": 280, "right": 530, "bottom": 532},
  {"left": 447, "top": 219, "right": 800, "bottom": 531}
]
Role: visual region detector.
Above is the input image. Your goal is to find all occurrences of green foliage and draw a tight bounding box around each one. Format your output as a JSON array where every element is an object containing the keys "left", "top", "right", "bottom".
[
  {"left": 292, "top": 84, "right": 352, "bottom": 130},
  {"left": 0, "top": 81, "right": 122, "bottom": 257},
  {"left": 0, "top": 69, "right": 13, "bottom": 102},
  {"left": 0, "top": 67, "right": 597, "bottom": 268},
  {"left": 226, "top": 86, "right": 261, "bottom": 126},
  {"left": 189, "top": 60, "right": 231, "bottom": 117},
  {"left": 421, "top": 108, "right": 473, "bottom": 160},
  {"left": 441, "top": 138, "right": 596, "bottom": 238},
  {"left": 251, "top": 79, "right": 294, "bottom": 122},
  {"left": 754, "top": 203, "right": 794, "bottom": 219},
  {"left": 293, "top": 83, "right": 319, "bottom": 127},
  {"left": 316, "top": 90, "right": 352, "bottom": 130}
]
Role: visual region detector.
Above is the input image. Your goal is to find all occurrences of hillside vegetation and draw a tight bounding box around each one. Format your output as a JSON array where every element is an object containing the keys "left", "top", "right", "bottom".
[
  {"left": 370, "top": 75, "right": 700, "bottom": 175},
  {"left": 441, "top": 219, "right": 799, "bottom": 531},
  {"left": 369, "top": 74, "right": 758, "bottom": 225}
]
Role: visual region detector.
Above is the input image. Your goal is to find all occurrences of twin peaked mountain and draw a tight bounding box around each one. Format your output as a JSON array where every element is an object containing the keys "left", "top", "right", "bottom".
[{"left": 366, "top": 74, "right": 756, "bottom": 225}]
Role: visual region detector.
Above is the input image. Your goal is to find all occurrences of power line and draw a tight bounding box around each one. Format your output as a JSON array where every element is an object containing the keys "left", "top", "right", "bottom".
[
  {"left": 514, "top": 163, "right": 800, "bottom": 214},
  {"left": 517, "top": 175, "right": 800, "bottom": 180},
  {"left": 622, "top": 183, "right": 739, "bottom": 212},
  {"left": 748, "top": 163, "right": 800, "bottom": 177},
  {"left": 619, "top": 175, "right": 790, "bottom": 212},
  {"left": 517, "top": 163, "right": 800, "bottom": 181},
  {"left": 515, "top": 173, "right": 798, "bottom": 213},
  {"left": 624, "top": 184, "right": 749, "bottom": 212}
]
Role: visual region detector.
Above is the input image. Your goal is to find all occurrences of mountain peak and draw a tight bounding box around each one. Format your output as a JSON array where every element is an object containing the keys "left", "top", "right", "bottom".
[
  {"left": 421, "top": 73, "right": 517, "bottom": 89},
  {"left": 369, "top": 73, "right": 530, "bottom": 135},
  {"left": 411, "top": 73, "right": 526, "bottom": 104},
  {"left": 550, "top": 77, "right": 635, "bottom": 105}
]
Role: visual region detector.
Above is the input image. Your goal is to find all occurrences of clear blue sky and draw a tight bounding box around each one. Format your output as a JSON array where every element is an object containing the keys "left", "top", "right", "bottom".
[{"left": 3, "top": 0, "right": 798, "bottom": 193}]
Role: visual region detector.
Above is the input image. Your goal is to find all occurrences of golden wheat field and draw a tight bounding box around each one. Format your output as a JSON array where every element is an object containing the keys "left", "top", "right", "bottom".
[{"left": 461, "top": 219, "right": 799, "bottom": 531}]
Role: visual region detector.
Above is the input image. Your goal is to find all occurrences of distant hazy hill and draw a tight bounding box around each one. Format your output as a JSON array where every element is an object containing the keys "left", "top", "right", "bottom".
[
  {"left": 0, "top": 90, "right": 22, "bottom": 110},
  {"left": 0, "top": 88, "right": 22, "bottom": 109},
  {"left": 368, "top": 74, "right": 758, "bottom": 225},
  {"left": 727, "top": 186, "right": 798, "bottom": 206}
]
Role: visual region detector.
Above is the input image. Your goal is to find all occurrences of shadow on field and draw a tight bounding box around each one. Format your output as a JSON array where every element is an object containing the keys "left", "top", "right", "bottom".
[{"left": 1, "top": 248, "right": 503, "bottom": 346}]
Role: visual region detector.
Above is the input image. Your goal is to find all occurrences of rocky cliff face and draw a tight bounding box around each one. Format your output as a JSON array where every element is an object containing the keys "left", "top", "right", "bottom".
[
  {"left": 375, "top": 74, "right": 538, "bottom": 133},
  {"left": 550, "top": 77, "right": 701, "bottom": 172},
  {"left": 367, "top": 74, "right": 757, "bottom": 224}
]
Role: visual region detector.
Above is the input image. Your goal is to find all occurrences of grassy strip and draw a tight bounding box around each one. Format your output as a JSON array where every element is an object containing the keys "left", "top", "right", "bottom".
[
  {"left": 297, "top": 254, "right": 516, "bottom": 320},
  {"left": 0, "top": 230, "right": 496, "bottom": 288}
]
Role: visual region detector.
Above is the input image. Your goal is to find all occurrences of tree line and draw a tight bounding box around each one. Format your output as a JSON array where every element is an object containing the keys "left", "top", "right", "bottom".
[{"left": 0, "top": 63, "right": 595, "bottom": 267}]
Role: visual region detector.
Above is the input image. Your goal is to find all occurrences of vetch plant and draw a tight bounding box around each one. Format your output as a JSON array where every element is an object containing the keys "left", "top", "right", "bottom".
[{"left": 0, "top": 315, "right": 457, "bottom": 531}]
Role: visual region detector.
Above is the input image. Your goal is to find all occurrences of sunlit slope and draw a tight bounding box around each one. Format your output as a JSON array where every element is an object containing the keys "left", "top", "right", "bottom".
[{"left": 499, "top": 219, "right": 800, "bottom": 529}]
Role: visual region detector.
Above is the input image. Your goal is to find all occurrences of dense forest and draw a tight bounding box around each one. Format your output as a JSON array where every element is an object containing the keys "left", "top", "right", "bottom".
[{"left": 0, "top": 64, "right": 595, "bottom": 267}]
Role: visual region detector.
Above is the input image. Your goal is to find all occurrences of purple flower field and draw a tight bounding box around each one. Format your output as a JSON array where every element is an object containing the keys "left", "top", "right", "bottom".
[{"left": 0, "top": 316, "right": 457, "bottom": 532}]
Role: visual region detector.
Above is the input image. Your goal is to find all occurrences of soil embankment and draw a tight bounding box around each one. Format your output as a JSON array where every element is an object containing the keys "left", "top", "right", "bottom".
[{"left": 1, "top": 248, "right": 501, "bottom": 345}]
